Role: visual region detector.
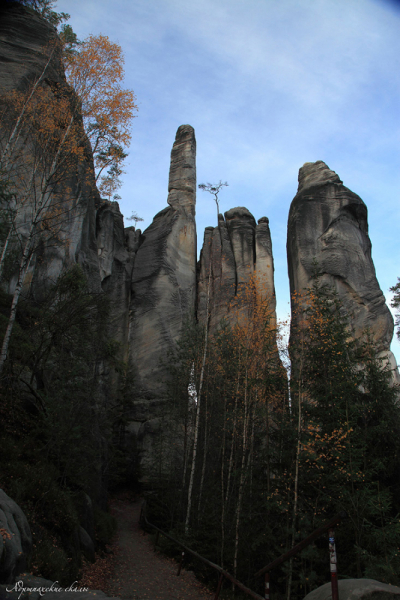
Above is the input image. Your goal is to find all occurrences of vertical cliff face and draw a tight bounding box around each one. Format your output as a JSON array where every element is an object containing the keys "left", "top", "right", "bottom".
[
  {"left": 287, "top": 160, "right": 398, "bottom": 375},
  {"left": 0, "top": 3, "right": 101, "bottom": 296},
  {"left": 197, "top": 207, "right": 276, "bottom": 330},
  {"left": 96, "top": 202, "right": 140, "bottom": 357},
  {"left": 128, "top": 125, "right": 196, "bottom": 394},
  {"left": 126, "top": 125, "right": 197, "bottom": 474}
]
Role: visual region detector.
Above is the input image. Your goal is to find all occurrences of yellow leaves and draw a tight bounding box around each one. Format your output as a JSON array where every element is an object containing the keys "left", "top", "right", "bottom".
[{"left": 63, "top": 34, "right": 138, "bottom": 198}]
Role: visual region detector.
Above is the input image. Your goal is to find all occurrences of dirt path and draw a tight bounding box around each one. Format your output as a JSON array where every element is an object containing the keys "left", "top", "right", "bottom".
[{"left": 104, "top": 497, "right": 214, "bottom": 600}]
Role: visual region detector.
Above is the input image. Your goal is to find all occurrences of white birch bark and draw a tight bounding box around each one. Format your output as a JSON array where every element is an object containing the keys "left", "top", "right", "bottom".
[
  {"left": 287, "top": 338, "right": 304, "bottom": 600},
  {"left": 0, "top": 49, "right": 55, "bottom": 168},
  {"left": 233, "top": 367, "right": 250, "bottom": 580},
  {"left": 0, "top": 113, "right": 76, "bottom": 375},
  {"left": 185, "top": 247, "right": 212, "bottom": 534}
]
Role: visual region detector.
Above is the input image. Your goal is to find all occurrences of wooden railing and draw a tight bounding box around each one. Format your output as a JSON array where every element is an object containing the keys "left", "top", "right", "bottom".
[
  {"left": 140, "top": 500, "right": 264, "bottom": 600},
  {"left": 141, "top": 501, "right": 346, "bottom": 600},
  {"left": 254, "top": 511, "right": 347, "bottom": 600}
]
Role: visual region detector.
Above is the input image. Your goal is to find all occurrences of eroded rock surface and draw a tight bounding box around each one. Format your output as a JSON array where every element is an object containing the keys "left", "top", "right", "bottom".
[
  {"left": 0, "top": 3, "right": 101, "bottom": 296},
  {"left": 96, "top": 201, "right": 140, "bottom": 355},
  {"left": 127, "top": 125, "right": 197, "bottom": 475},
  {"left": 197, "top": 208, "right": 276, "bottom": 330},
  {"left": 287, "top": 160, "right": 398, "bottom": 377}
]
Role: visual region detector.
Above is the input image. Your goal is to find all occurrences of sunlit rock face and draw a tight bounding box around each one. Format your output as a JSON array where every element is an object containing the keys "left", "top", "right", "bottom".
[
  {"left": 127, "top": 125, "right": 197, "bottom": 474},
  {"left": 287, "top": 160, "right": 398, "bottom": 379},
  {"left": 129, "top": 125, "right": 196, "bottom": 393},
  {"left": 197, "top": 208, "right": 276, "bottom": 331}
]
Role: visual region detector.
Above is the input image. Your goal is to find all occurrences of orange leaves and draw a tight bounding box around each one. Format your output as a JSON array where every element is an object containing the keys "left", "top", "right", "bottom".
[
  {"left": 64, "top": 34, "right": 138, "bottom": 199},
  {"left": 0, "top": 527, "right": 12, "bottom": 541}
]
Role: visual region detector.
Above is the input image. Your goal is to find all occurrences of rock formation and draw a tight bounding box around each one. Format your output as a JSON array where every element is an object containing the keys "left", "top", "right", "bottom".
[
  {"left": 303, "top": 579, "right": 400, "bottom": 600},
  {"left": 0, "top": 489, "right": 32, "bottom": 584},
  {"left": 0, "top": 2, "right": 102, "bottom": 297},
  {"left": 3, "top": 4, "right": 399, "bottom": 490},
  {"left": 96, "top": 201, "right": 140, "bottom": 357},
  {"left": 197, "top": 208, "right": 276, "bottom": 331},
  {"left": 126, "top": 125, "right": 197, "bottom": 474},
  {"left": 287, "top": 160, "right": 398, "bottom": 377}
]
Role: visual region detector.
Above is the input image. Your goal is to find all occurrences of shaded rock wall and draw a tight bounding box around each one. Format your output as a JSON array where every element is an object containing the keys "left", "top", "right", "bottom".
[
  {"left": 287, "top": 160, "right": 398, "bottom": 377},
  {"left": 0, "top": 3, "right": 101, "bottom": 296},
  {"left": 96, "top": 201, "right": 140, "bottom": 357},
  {"left": 197, "top": 208, "right": 276, "bottom": 331}
]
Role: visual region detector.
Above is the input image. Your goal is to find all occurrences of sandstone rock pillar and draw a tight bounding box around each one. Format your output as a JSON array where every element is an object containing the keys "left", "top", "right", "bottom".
[
  {"left": 197, "top": 207, "right": 277, "bottom": 331},
  {"left": 287, "top": 160, "right": 398, "bottom": 378},
  {"left": 127, "top": 126, "right": 197, "bottom": 475}
]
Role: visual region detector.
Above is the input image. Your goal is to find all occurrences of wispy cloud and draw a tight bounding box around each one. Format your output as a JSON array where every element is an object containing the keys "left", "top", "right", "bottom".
[{"left": 57, "top": 0, "right": 400, "bottom": 362}]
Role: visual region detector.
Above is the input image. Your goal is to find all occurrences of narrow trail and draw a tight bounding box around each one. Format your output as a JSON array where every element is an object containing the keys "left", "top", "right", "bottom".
[{"left": 103, "top": 496, "right": 214, "bottom": 600}]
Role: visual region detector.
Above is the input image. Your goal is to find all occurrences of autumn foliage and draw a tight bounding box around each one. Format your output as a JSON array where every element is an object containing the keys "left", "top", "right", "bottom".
[
  {"left": 147, "top": 275, "right": 400, "bottom": 599},
  {"left": 64, "top": 34, "right": 138, "bottom": 199}
]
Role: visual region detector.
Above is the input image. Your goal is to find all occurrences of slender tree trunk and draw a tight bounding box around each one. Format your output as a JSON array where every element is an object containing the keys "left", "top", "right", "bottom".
[
  {"left": 185, "top": 251, "right": 212, "bottom": 534},
  {"left": 225, "top": 352, "right": 241, "bottom": 505},
  {"left": 249, "top": 404, "right": 255, "bottom": 520},
  {"left": 0, "top": 49, "right": 55, "bottom": 168},
  {"left": 266, "top": 391, "right": 271, "bottom": 495},
  {"left": 287, "top": 341, "right": 304, "bottom": 600},
  {"left": 0, "top": 225, "right": 13, "bottom": 280},
  {"left": 0, "top": 112, "right": 76, "bottom": 376},
  {"left": 0, "top": 227, "right": 34, "bottom": 374},
  {"left": 233, "top": 368, "right": 250, "bottom": 581},
  {"left": 197, "top": 381, "right": 209, "bottom": 518},
  {"left": 221, "top": 390, "right": 227, "bottom": 567}
]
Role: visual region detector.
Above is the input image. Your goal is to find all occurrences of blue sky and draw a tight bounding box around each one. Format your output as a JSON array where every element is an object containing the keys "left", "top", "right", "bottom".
[{"left": 56, "top": 0, "right": 400, "bottom": 363}]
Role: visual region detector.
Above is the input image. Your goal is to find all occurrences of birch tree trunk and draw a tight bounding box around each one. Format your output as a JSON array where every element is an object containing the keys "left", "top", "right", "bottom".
[
  {"left": 0, "top": 48, "right": 55, "bottom": 168},
  {"left": 220, "top": 389, "right": 227, "bottom": 567},
  {"left": 0, "top": 113, "right": 76, "bottom": 376},
  {"left": 286, "top": 339, "right": 304, "bottom": 600},
  {"left": 0, "top": 226, "right": 35, "bottom": 373},
  {"left": 233, "top": 367, "right": 250, "bottom": 580},
  {"left": 0, "top": 225, "right": 13, "bottom": 280},
  {"left": 197, "top": 383, "right": 209, "bottom": 518},
  {"left": 185, "top": 250, "right": 212, "bottom": 534},
  {"left": 225, "top": 352, "right": 241, "bottom": 505}
]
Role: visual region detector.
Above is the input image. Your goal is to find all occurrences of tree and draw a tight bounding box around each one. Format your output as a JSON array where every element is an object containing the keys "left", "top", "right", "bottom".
[
  {"left": 198, "top": 180, "right": 228, "bottom": 218},
  {"left": 126, "top": 211, "right": 144, "bottom": 227},
  {"left": 0, "top": 23, "right": 138, "bottom": 374},
  {"left": 287, "top": 278, "right": 400, "bottom": 592},
  {"left": 185, "top": 180, "right": 229, "bottom": 534},
  {"left": 15, "top": 0, "right": 70, "bottom": 27},
  {"left": 64, "top": 34, "right": 138, "bottom": 200},
  {"left": 0, "top": 45, "right": 91, "bottom": 375},
  {"left": 152, "top": 273, "right": 287, "bottom": 589}
]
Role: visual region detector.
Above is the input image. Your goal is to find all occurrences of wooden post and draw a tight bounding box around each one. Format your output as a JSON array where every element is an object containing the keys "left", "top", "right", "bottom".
[
  {"left": 214, "top": 573, "right": 224, "bottom": 599},
  {"left": 264, "top": 572, "right": 270, "bottom": 600},
  {"left": 177, "top": 551, "right": 185, "bottom": 576},
  {"left": 328, "top": 528, "right": 339, "bottom": 600}
]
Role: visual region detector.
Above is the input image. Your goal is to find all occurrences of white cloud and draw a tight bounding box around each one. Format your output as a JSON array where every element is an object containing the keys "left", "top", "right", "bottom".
[{"left": 55, "top": 0, "right": 400, "bottom": 364}]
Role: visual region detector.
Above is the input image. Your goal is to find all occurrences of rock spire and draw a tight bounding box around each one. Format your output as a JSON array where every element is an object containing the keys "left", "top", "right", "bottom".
[
  {"left": 287, "top": 160, "right": 398, "bottom": 377},
  {"left": 125, "top": 125, "right": 197, "bottom": 475},
  {"left": 197, "top": 207, "right": 277, "bottom": 331}
]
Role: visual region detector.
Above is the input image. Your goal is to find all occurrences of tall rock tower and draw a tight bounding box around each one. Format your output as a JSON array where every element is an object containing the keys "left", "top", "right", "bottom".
[
  {"left": 127, "top": 125, "right": 197, "bottom": 475},
  {"left": 287, "top": 160, "right": 398, "bottom": 377},
  {"left": 197, "top": 208, "right": 277, "bottom": 331}
]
